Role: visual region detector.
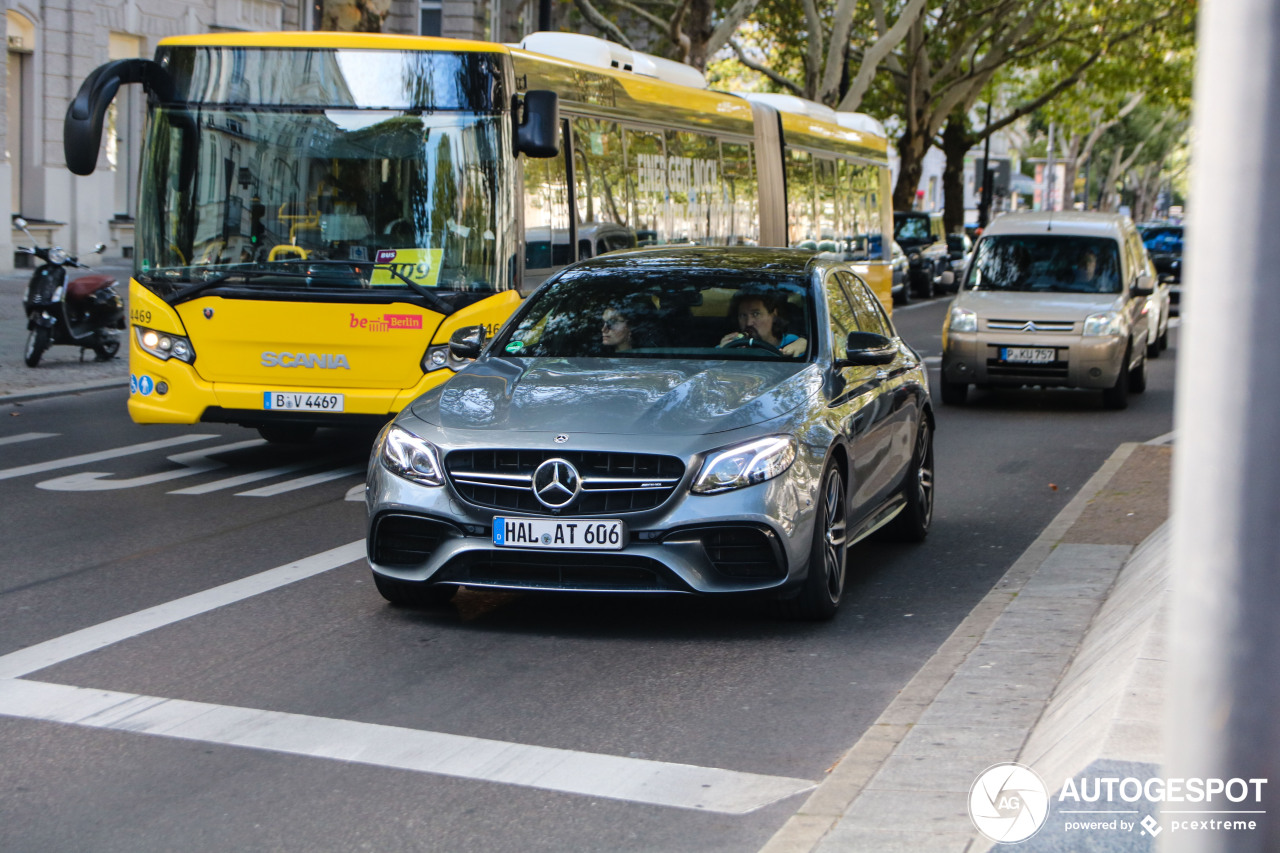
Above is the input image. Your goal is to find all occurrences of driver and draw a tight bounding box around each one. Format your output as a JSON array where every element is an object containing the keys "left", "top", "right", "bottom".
[{"left": 719, "top": 291, "right": 807, "bottom": 356}]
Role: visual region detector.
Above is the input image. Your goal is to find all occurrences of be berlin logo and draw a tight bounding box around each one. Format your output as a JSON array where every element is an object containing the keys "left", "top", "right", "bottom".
[{"left": 967, "top": 762, "right": 1269, "bottom": 844}]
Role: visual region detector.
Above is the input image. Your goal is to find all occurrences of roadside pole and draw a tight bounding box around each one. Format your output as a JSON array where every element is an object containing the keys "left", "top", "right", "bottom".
[{"left": 1168, "top": 1, "right": 1280, "bottom": 850}]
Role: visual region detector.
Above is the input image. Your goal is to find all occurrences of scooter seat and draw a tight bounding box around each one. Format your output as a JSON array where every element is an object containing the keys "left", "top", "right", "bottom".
[{"left": 66, "top": 274, "right": 116, "bottom": 303}]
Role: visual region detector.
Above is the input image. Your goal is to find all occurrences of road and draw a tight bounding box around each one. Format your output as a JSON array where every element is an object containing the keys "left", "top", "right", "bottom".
[{"left": 0, "top": 296, "right": 1177, "bottom": 853}]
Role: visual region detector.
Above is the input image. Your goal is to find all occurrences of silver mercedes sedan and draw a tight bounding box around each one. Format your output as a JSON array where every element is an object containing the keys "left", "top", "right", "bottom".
[{"left": 365, "top": 247, "right": 934, "bottom": 619}]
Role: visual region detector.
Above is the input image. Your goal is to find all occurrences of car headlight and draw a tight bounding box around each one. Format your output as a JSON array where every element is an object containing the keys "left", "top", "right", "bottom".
[
  {"left": 1083, "top": 311, "right": 1125, "bottom": 337},
  {"left": 379, "top": 424, "right": 444, "bottom": 486},
  {"left": 948, "top": 307, "right": 978, "bottom": 333},
  {"left": 134, "top": 325, "right": 196, "bottom": 363},
  {"left": 48, "top": 247, "right": 70, "bottom": 265},
  {"left": 691, "top": 435, "right": 797, "bottom": 495}
]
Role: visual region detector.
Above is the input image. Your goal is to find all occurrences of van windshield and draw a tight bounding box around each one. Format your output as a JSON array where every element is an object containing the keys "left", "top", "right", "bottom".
[{"left": 966, "top": 235, "right": 1122, "bottom": 294}]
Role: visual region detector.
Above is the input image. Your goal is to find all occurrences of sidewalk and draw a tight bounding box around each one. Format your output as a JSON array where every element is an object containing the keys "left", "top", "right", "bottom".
[
  {"left": 763, "top": 438, "right": 1174, "bottom": 852},
  {"left": 0, "top": 258, "right": 132, "bottom": 401}
]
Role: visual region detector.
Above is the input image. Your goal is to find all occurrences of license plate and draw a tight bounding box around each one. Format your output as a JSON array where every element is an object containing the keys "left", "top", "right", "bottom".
[
  {"left": 263, "top": 392, "right": 345, "bottom": 411},
  {"left": 493, "top": 517, "right": 626, "bottom": 550},
  {"left": 1000, "top": 347, "right": 1056, "bottom": 364}
]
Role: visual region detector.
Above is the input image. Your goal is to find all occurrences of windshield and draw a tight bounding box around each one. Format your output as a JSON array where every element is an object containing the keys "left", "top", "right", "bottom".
[
  {"left": 894, "top": 214, "right": 931, "bottom": 243},
  {"left": 494, "top": 269, "right": 814, "bottom": 361},
  {"left": 134, "top": 48, "right": 514, "bottom": 309},
  {"left": 965, "top": 235, "right": 1123, "bottom": 294}
]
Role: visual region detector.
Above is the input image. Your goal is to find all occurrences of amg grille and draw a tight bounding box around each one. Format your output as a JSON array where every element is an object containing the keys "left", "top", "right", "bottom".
[
  {"left": 696, "top": 526, "right": 786, "bottom": 579},
  {"left": 435, "top": 550, "right": 683, "bottom": 591},
  {"left": 445, "top": 449, "right": 685, "bottom": 515}
]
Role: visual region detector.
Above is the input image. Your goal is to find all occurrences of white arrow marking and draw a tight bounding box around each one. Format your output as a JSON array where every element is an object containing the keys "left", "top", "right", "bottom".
[
  {"left": 236, "top": 464, "right": 364, "bottom": 496},
  {"left": 36, "top": 439, "right": 266, "bottom": 491},
  {"left": 0, "top": 434, "right": 216, "bottom": 481}
]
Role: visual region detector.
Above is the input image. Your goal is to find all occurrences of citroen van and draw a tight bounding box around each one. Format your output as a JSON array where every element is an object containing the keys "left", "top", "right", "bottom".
[{"left": 940, "top": 211, "right": 1154, "bottom": 410}]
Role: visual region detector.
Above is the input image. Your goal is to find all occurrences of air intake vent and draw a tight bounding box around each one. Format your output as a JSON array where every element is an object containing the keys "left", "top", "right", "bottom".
[{"left": 372, "top": 514, "right": 457, "bottom": 566}]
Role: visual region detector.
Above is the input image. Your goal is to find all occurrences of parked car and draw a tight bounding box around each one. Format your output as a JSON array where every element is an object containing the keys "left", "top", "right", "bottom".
[
  {"left": 889, "top": 239, "right": 911, "bottom": 305},
  {"left": 942, "top": 232, "right": 973, "bottom": 294},
  {"left": 893, "top": 211, "right": 950, "bottom": 299},
  {"left": 941, "top": 211, "right": 1155, "bottom": 410},
  {"left": 365, "top": 247, "right": 935, "bottom": 620},
  {"left": 1140, "top": 224, "right": 1183, "bottom": 315}
]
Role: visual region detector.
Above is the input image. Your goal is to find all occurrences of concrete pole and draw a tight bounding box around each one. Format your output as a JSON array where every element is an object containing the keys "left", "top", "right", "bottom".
[{"left": 1168, "top": 1, "right": 1280, "bottom": 850}]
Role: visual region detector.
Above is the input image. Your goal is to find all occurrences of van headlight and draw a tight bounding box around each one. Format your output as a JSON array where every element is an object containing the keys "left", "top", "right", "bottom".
[
  {"left": 379, "top": 425, "right": 444, "bottom": 486},
  {"left": 692, "top": 436, "right": 797, "bottom": 495},
  {"left": 1083, "top": 311, "right": 1124, "bottom": 337},
  {"left": 948, "top": 307, "right": 978, "bottom": 334}
]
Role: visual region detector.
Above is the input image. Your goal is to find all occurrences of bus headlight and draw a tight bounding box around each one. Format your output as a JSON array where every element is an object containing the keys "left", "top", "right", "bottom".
[
  {"left": 380, "top": 425, "right": 444, "bottom": 487},
  {"left": 423, "top": 344, "right": 450, "bottom": 371},
  {"left": 135, "top": 325, "right": 196, "bottom": 363}
]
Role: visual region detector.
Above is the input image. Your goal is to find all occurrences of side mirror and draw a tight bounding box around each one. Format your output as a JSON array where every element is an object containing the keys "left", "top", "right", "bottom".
[
  {"left": 14, "top": 217, "right": 27, "bottom": 230},
  {"left": 1131, "top": 271, "right": 1154, "bottom": 298},
  {"left": 65, "top": 59, "right": 175, "bottom": 176},
  {"left": 514, "top": 90, "right": 559, "bottom": 159},
  {"left": 448, "top": 325, "right": 487, "bottom": 361},
  {"left": 93, "top": 243, "right": 107, "bottom": 255},
  {"left": 836, "top": 331, "right": 896, "bottom": 368}
]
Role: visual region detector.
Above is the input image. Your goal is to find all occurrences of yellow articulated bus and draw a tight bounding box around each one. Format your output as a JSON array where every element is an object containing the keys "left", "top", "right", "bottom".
[{"left": 65, "top": 30, "right": 892, "bottom": 442}]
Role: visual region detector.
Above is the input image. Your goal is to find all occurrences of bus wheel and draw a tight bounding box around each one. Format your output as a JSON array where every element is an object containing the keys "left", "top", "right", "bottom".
[{"left": 257, "top": 424, "right": 317, "bottom": 444}]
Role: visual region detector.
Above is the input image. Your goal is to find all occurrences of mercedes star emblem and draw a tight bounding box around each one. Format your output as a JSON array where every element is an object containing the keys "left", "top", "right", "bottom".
[
  {"left": 532, "top": 458, "right": 581, "bottom": 509},
  {"left": 554, "top": 434, "right": 569, "bottom": 443}
]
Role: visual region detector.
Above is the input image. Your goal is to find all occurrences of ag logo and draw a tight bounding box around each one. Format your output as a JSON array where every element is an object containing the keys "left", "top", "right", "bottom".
[{"left": 969, "top": 762, "right": 1049, "bottom": 843}]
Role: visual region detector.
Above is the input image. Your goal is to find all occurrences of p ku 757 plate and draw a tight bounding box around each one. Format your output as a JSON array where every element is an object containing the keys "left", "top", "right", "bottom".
[
  {"left": 263, "top": 392, "right": 344, "bottom": 411},
  {"left": 493, "top": 516, "right": 626, "bottom": 550},
  {"left": 999, "top": 347, "right": 1056, "bottom": 364}
]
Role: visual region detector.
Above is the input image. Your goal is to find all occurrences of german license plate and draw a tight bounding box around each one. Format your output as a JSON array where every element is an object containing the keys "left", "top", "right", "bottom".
[
  {"left": 493, "top": 516, "right": 626, "bottom": 550},
  {"left": 263, "top": 392, "right": 345, "bottom": 411},
  {"left": 1000, "top": 347, "right": 1056, "bottom": 364}
]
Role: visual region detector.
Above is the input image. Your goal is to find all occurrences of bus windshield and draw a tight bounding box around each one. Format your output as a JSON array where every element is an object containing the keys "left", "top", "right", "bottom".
[{"left": 134, "top": 50, "right": 515, "bottom": 309}]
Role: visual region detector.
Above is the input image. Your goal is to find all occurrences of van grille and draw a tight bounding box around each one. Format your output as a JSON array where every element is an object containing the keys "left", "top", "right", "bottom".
[{"left": 985, "top": 319, "right": 1076, "bottom": 333}]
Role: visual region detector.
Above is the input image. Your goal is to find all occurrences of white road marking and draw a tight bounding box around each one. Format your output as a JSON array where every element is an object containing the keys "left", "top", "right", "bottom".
[
  {"left": 0, "top": 540, "right": 367, "bottom": 679},
  {"left": 0, "top": 434, "right": 215, "bottom": 481},
  {"left": 0, "top": 432, "right": 59, "bottom": 447},
  {"left": 236, "top": 464, "right": 364, "bottom": 497},
  {"left": 344, "top": 483, "right": 366, "bottom": 502},
  {"left": 169, "top": 458, "right": 324, "bottom": 495},
  {"left": 0, "top": 539, "right": 816, "bottom": 814},
  {"left": 0, "top": 678, "right": 814, "bottom": 814},
  {"left": 36, "top": 439, "right": 265, "bottom": 491}
]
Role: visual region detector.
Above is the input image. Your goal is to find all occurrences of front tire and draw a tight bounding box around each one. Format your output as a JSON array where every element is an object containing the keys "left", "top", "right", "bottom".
[
  {"left": 1129, "top": 348, "right": 1148, "bottom": 394},
  {"left": 373, "top": 573, "right": 457, "bottom": 607},
  {"left": 1102, "top": 345, "right": 1131, "bottom": 410},
  {"left": 777, "top": 462, "right": 847, "bottom": 621},
  {"left": 94, "top": 338, "right": 120, "bottom": 361},
  {"left": 24, "top": 327, "right": 50, "bottom": 367},
  {"left": 881, "top": 418, "right": 935, "bottom": 542}
]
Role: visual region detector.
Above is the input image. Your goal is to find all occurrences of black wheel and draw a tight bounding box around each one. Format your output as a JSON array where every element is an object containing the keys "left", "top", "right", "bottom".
[
  {"left": 1159, "top": 323, "right": 1170, "bottom": 351},
  {"left": 1102, "top": 346, "right": 1131, "bottom": 410},
  {"left": 894, "top": 282, "right": 911, "bottom": 306},
  {"left": 256, "top": 424, "right": 317, "bottom": 444},
  {"left": 1129, "top": 348, "right": 1147, "bottom": 394},
  {"left": 24, "top": 327, "right": 50, "bottom": 367},
  {"left": 93, "top": 338, "right": 120, "bottom": 361},
  {"left": 880, "top": 417, "right": 935, "bottom": 542},
  {"left": 940, "top": 380, "right": 968, "bottom": 406},
  {"left": 373, "top": 573, "right": 457, "bottom": 607},
  {"left": 777, "top": 462, "right": 847, "bottom": 621}
]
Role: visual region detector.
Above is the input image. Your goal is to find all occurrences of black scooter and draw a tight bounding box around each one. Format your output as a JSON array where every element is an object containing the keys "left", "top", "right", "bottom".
[{"left": 16, "top": 217, "right": 124, "bottom": 367}]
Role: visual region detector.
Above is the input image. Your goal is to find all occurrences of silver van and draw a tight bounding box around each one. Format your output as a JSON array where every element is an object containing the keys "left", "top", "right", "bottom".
[{"left": 940, "top": 211, "right": 1155, "bottom": 409}]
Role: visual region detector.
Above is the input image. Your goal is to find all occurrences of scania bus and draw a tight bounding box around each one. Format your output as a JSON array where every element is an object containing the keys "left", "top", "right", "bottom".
[{"left": 65, "top": 30, "right": 892, "bottom": 442}]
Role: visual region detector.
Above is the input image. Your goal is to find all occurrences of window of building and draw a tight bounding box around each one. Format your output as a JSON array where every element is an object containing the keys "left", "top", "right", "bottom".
[{"left": 420, "top": 0, "right": 442, "bottom": 36}]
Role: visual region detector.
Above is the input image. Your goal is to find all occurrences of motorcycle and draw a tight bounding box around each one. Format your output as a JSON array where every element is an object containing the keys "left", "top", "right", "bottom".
[{"left": 15, "top": 217, "right": 125, "bottom": 367}]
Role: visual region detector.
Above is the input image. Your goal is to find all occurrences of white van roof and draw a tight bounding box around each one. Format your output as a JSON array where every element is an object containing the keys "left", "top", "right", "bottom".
[{"left": 982, "top": 211, "right": 1132, "bottom": 240}]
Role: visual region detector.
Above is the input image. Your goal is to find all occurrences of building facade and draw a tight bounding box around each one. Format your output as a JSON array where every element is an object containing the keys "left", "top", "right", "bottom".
[{"left": 2, "top": 0, "right": 492, "bottom": 272}]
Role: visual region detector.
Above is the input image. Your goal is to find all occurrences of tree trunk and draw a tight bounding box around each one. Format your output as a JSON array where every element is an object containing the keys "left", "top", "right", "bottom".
[
  {"left": 685, "top": 0, "right": 715, "bottom": 71},
  {"left": 941, "top": 111, "right": 970, "bottom": 234},
  {"left": 893, "top": 128, "right": 928, "bottom": 212}
]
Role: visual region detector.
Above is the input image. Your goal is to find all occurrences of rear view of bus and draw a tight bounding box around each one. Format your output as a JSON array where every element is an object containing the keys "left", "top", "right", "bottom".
[{"left": 65, "top": 33, "right": 553, "bottom": 442}]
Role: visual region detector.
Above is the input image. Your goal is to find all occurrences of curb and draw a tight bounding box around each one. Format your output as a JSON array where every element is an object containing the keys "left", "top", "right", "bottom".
[
  {"left": 759, "top": 440, "right": 1159, "bottom": 853},
  {"left": 0, "top": 378, "right": 127, "bottom": 406}
]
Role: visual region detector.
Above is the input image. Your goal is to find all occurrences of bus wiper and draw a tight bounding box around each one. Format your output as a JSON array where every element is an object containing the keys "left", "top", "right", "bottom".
[
  {"left": 371, "top": 264, "right": 453, "bottom": 315},
  {"left": 160, "top": 266, "right": 312, "bottom": 304}
]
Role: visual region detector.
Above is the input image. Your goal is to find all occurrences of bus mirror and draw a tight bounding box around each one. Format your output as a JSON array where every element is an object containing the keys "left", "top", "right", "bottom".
[
  {"left": 448, "top": 326, "right": 487, "bottom": 361},
  {"left": 515, "top": 90, "right": 560, "bottom": 158},
  {"left": 65, "top": 59, "right": 176, "bottom": 176}
]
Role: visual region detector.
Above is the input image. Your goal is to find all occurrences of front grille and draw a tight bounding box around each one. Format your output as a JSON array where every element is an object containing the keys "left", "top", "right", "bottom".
[
  {"left": 986, "top": 319, "right": 1076, "bottom": 333},
  {"left": 371, "top": 513, "right": 459, "bottom": 566},
  {"left": 693, "top": 526, "right": 786, "bottom": 579},
  {"left": 435, "top": 550, "right": 683, "bottom": 592},
  {"left": 446, "top": 449, "right": 685, "bottom": 515}
]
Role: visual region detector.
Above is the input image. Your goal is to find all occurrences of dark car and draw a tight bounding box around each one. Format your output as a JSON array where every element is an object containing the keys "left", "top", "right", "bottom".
[
  {"left": 942, "top": 233, "right": 973, "bottom": 294},
  {"left": 365, "top": 247, "right": 935, "bottom": 620},
  {"left": 893, "top": 211, "right": 949, "bottom": 300},
  {"left": 1140, "top": 225, "right": 1183, "bottom": 315}
]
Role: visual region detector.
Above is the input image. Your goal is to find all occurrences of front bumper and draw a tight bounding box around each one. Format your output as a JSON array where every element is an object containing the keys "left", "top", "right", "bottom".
[
  {"left": 365, "top": 453, "right": 820, "bottom": 596},
  {"left": 942, "top": 332, "right": 1127, "bottom": 389}
]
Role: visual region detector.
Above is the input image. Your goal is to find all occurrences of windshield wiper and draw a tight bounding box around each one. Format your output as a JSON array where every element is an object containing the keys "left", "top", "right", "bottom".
[{"left": 370, "top": 263, "right": 453, "bottom": 315}]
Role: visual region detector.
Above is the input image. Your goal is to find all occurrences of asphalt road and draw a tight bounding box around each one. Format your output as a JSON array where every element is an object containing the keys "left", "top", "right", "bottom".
[{"left": 0, "top": 296, "right": 1177, "bottom": 853}]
